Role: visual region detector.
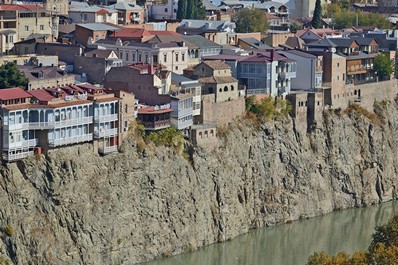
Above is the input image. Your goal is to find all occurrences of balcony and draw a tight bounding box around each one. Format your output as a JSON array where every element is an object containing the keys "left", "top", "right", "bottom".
[
  {"left": 4, "top": 138, "right": 38, "bottom": 149},
  {"left": 172, "top": 107, "right": 193, "bottom": 119},
  {"left": 141, "top": 120, "right": 170, "bottom": 131},
  {"left": 48, "top": 133, "right": 93, "bottom": 147},
  {"left": 99, "top": 145, "right": 118, "bottom": 155},
  {"left": 279, "top": 71, "right": 296, "bottom": 79},
  {"left": 94, "top": 114, "right": 118, "bottom": 123},
  {"left": 4, "top": 122, "right": 29, "bottom": 131},
  {"left": 171, "top": 117, "right": 193, "bottom": 130},
  {"left": 3, "top": 150, "right": 34, "bottom": 162},
  {"left": 54, "top": 117, "right": 93, "bottom": 128},
  {"left": 29, "top": 121, "right": 54, "bottom": 130},
  {"left": 94, "top": 128, "right": 118, "bottom": 138},
  {"left": 347, "top": 67, "right": 367, "bottom": 75}
]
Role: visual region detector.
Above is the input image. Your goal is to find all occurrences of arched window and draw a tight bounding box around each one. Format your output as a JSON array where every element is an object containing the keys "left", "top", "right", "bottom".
[
  {"left": 231, "top": 85, "right": 234, "bottom": 91},
  {"left": 224, "top": 86, "right": 228, "bottom": 92},
  {"left": 219, "top": 88, "right": 222, "bottom": 92}
]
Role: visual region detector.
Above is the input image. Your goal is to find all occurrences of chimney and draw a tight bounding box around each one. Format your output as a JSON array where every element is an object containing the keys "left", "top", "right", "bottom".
[{"left": 148, "top": 63, "right": 154, "bottom": 75}]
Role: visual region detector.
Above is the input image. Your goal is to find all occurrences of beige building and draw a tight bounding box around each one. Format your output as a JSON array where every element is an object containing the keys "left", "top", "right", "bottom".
[
  {"left": 323, "top": 52, "right": 347, "bottom": 108},
  {"left": 0, "top": 4, "right": 58, "bottom": 55},
  {"left": 193, "top": 60, "right": 239, "bottom": 103},
  {"left": 44, "top": 0, "right": 68, "bottom": 16},
  {"left": 18, "top": 65, "right": 76, "bottom": 90}
]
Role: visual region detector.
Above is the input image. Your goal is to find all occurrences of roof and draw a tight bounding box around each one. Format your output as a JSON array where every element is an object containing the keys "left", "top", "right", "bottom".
[
  {"left": 284, "top": 36, "right": 304, "bottom": 49},
  {"left": 201, "top": 60, "right": 230, "bottom": 70},
  {"left": 240, "top": 51, "right": 296, "bottom": 63},
  {"left": 344, "top": 51, "right": 378, "bottom": 60},
  {"left": 69, "top": 6, "right": 117, "bottom": 13},
  {"left": 329, "top": 38, "right": 358, "bottom": 48},
  {"left": 76, "top": 23, "right": 119, "bottom": 32},
  {"left": 202, "top": 0, "right": 220, "bottom": 10},
  {"left": 85, "top": 49, "right": 114, "bottom": 58},
  {"left": 239, "top": 38, "right": 272, "bottom": 49},
  {"left": 198, "top": 76, "right": 237, "bottom": 84},
  {"left": 18, "top": 66, "right": 70, "bottom": 80},
  {"left": 304, "top": 38, "right": 337, "bottom": 48},
  {"left": 0, "top": 4, "right": 45, "bottom": 11},
  {"left": 110, "top": 28, "right": 180, "bottom": 39},
  {"left": 59, "top": 24, "right": 76, "bottom": 34},
  {"left": 180, "top": 35, "right": 221, "bottom": 48},
  {"left": 179, "top": 20, "right": 235, "bottom": 31},
  {"left": 108, "top": 2, "right": 144, "bottom": 11},
  {"left": 202, "top": 54, "right": 248, "bottom": 61},
  {"left": 138, "top": 106, "right": 173, "bottom": 114},
  {"left": 280, "top": 49, "right": 317, "bottom": 59},
  {"left": 0, "top": 88, "right": 32, "bottom": 101},
  {"left": 27, "top": 89, "right": 56, "bottom": 102},
  {"left": 349, "top": 36, "right": 379, "bottom": 46},
  {"left": 171, "top": 72, "right": 196, "bottom": 83}
]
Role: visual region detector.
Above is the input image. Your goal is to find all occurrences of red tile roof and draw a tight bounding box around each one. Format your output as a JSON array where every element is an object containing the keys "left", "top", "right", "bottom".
[
  {"left": 138, "top": 106, "right": 172, "bottom": 114},
  {"left": 27, "top": 89, "right": 56, "bottom": 102},
  {"left": 0, "top": 4, "right": 45, "bottom": 11},
  {"left": 112, "top": 28, "right": 180, "bottom": 39},
  {"left": 0, "top": 88, "right": 32, "bottom": 101}
]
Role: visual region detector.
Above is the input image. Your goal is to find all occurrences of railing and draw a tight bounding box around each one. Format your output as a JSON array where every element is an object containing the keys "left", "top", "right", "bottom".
[
  {"left": 4, "top": 139, "right": 38, "bottom": 149},
  {"left": 99, "top": 145, "right": 118, "bottom": 155},
  {"left": 94, "top": 114, "right": 118, "bottom": 123},
  {"left": 171, "top": 118, "right": 193, "bottom": 130},
  {"left": 94, "top": 128, "right": 118, "bottom": 138},
  {"left": 4, "top": 123, "right": 29, "bottom": 131},
  {"left": 48, "top": 133, "right": 93, "bottom": 147},
  {"left": 279, "top": 71, "right": 297, "bottom": 79},
  {"left": 246, "top": 88, "right": 267, "bottom": 95},
  {"left": 172, "top": 107, "right": 193, "bottom": 119},
  {"left": 3, "top": 150, "right": 34, "bottom": 162},
  {"left": 29, "top": 121, "right": 54, "bottom": 130},
  {"left": 54, "top": 117, "right": 93, "bottom": 127},
  {"left": 141, "top": 120, "right": 170, "bottom": 130}
]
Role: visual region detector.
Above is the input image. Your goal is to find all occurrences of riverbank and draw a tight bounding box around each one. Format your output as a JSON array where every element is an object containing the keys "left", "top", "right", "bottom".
[{"left": 0, "top": 100, "right": 398, "bottom": 264}]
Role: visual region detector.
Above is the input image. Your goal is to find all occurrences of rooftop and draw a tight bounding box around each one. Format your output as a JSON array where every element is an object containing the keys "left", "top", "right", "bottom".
[
  {"left": 76, "top": 23, "right": 119, "bottom": 32},
  {"left": 0, "top": 88, "right": 31, "bottom": 101},
  {"left": 138, "top": 106, "right": 173, "bottom": 114},
  {"left": 201, "top": 60, "right": 231, "bottom": 70}
]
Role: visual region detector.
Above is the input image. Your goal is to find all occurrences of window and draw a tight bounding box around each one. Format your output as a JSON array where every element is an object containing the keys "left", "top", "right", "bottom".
[
  {"left": 343, "top": 73, "right": 345, "bottom": 81},
  {"left": 40, "top": 25, "right": 44, "bottom": 31},
  {"left": 138, "top": 53, "right": 142, "bottom": 62},
  {"left": 165, "top": 8, "right": 168, "bottom": 12},
  {"left": 337, "top": 63, "right": 340, "bottom": 67},
  {"left": 163, "top": 54, "right": 167, "bottom": 62},
  {"left": 126, "top": 52, "right": 129, "bottom": 61},
  {"left": 25, "top": 25, "right": 29, "bottom": 32},
  {"left": 182, "top": 53, "right": 185, "bottom": 61},
  {"left": 174, "top": 9, "right": 177, "bottom": 13},
  {"left": 132, "top": 53, "right": 136, "bottom": 62},
  {"left": 175, "top": 66, "right": 178, "bottom": 70},
  {"left": 153, "top": 55, "right": 158, "bottom": 64},
  {"left": 175, "top": 53, "right": 179, "bottom": 62},
  {"left": 120, "top": 52, "right": 123, "bottom": 59},
  {"left": 125, "top": 104, "right": 128, "bottom": 113}
]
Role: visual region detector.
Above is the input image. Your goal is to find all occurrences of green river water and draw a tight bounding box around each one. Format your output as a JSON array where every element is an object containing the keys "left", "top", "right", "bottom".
[{"left": 145, "top": 201, "right": 398, "bottom": 265}]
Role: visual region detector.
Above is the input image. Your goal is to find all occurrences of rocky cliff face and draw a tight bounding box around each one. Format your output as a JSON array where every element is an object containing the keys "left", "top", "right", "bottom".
[{"left": 0, "top": 102, "right": 398, "bottom": 265}]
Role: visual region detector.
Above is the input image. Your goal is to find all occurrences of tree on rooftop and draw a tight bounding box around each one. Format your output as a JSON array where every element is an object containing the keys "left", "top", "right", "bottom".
[
  {"left": 177, "top": 0, "right": 205, "bottom": 20},
  {"left": 234, "top": 8, "right": 269, "bottom": 33},
  {"left": 374, "top": 53, "right": 394, "bottom": 81},
  {"left": 311, "top": 0, "right": 322, "bottom": 28},
  {"left": 0, "top": 62, "right": 28, "bottom": 90}
]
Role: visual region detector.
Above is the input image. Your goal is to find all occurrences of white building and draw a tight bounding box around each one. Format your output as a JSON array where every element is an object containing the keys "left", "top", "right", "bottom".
[
  {"left": 69, "top": 6, "right": 118, "bottom": 24},
  {"left": 149, "top": 0, "right": 177, "bottom": 20}
]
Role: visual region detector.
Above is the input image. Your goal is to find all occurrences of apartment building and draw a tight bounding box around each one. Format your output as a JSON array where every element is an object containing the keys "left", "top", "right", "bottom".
[
  {"left": 0, "top": 4, "right": 59, "bottom": 54},
  {"left": 0, "top": 85, "right": 135, "bottom": 162}
]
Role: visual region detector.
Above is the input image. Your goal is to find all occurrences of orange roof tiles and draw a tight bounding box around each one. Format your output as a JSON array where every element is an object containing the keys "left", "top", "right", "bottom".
[{"left": 0, "top": 88, "right": 32, "bottom": 101}]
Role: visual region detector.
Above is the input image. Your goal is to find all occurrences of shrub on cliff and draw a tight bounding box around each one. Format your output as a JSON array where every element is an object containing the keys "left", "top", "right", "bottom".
[
  {"left": 246, "top": 96, "right": 292, "bottom": 121},
  {"left": 145, "top": 128, "right": 184, "bottom": 153},
  {"left": 307, "top": 213, "right": 398, "bottom": 264}
]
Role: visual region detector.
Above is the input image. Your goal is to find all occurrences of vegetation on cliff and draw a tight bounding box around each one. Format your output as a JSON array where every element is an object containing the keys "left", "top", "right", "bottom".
[
  {"left": 245, "top": 95, "right": 292, "bottom": 122},
  {"left": 307, "top": 214, "right": 398, "bottom": 264}
]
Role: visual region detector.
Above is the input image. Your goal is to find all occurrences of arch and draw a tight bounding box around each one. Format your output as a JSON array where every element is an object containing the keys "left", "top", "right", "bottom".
[
  {"left": 231, "top": 85, "right": 234, "bottom": 91},
  {"left": 223, "top": 86, "right": 228, "bottom": 92},
  {"left": 219, "top": 88, "right": 222, "bottom": 92}
]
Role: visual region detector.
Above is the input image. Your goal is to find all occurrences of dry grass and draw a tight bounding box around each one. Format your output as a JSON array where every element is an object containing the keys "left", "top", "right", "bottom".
[{"left": 344, "top": 103, "right": 383, "bottom": 127}]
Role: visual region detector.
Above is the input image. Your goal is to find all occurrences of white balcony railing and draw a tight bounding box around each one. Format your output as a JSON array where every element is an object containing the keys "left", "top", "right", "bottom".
[
  {"left": 48, "top": 133, "right": 93, "bottom": 147},
  {"left": 94, "top": 128, "right": 118, "bottom": 138},
  {"left": 4, "top": 123, "right": 29, "bottom": 131},
  {"left": 99, "top": 145, "right": 118, "bottom": 155},
  {"left": 3, "top": 150, "right": 34, "bottom": 161},
  {"left": 4, "top": 138, "right": 38, "bottom": 149},
  {"left": 94, "top": 114, "right": 118, "bottom": 123},
  {"left": 279, "top": 71, "right": 297, "bottom": 79},
  {"left": 54, "top": 117, "right": 93, "bottom": 128},
  {"left": 29, "top": 122, "right": 54, "bottom": 130}
]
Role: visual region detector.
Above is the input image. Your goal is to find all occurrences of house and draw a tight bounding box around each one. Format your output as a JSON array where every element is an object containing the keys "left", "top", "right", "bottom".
[
  {"left": 104, "top": 63, "right": 171, "bottom": 106},
  {"left": 148, "top": 0, "right": 178, "bottom": 21},
  {"left": 108, "top": 2, "right": 145, "bottom": 25},
  {"left": 0, "top": 55, "right": 58, "bottom": 67},
  {"left": 177, "top": 20, "right": 236, "bottom": 35},
  {"left": 266, "top": 13, "right": 290, "bottom": 34},
  {"left": 296, "top": 28, "right": 341, "bottom": 44},
  {"left": 0, "top": 85, "right": 136, "bottom": 161},
  {"left": 68, "top": 6, "right": 118, "bottom": 24},
  {"left": 35, "top": 43, "right": 83, "bottom": 69},
  {"left": 0, "top": 4, "right": 59, "bottom": 54},
  {"left": 137, "top": 105, "right": 172, "bottom": 131},
  {"left": 180, "top": 35, "right": 222, "bottom": 63},
  {"left": 94, "top": 39, "right": 188, "bottom": 74},
  {"left": 238, "top": 50, "right": 297, "bottom": 96},
  {"left": 322, "top": 52, "right": 347, "bottom": 107},
  {"left": 18, "top": 65, "right": 76, "bottom": 90},
  {"left": 75, "top": 23, "right": 119, "bottom": 45},
  {"left": 74, "top": 49, "right": 123, "bottom": 84},
  {"left": 331, "top": 38, "right": 378, "bottom": 84},
  {"left": 170, "top": 73, "right": 202, "bottom": 129},
  {"left": 193, "top": 60, "right": 239, "bottom": 103},
  {"left": 278, "top": 50, "right": 323, "bottom": 90}
]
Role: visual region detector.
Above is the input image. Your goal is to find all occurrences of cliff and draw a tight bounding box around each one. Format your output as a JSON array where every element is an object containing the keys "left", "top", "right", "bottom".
[{"left": 0, "top": 101, "right": 397, "bottom": 264}]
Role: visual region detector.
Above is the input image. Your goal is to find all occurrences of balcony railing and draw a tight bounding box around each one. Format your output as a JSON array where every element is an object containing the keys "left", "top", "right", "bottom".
[
  {"left": 141, "top": 120, "right": 170, "bottom": 130},
  {"left": 94, "top": 128, "right": 118, "bottom": 138},
  {"left": 247, "top": 88, "right": 267, "bottom": 95},
  {"left": 54, "top": 117, "right": 93, "bottom": 128},
  {"left": 4, "top": 122, "right": 29, "bottom": 131},
  {"left": 94, "top": 114, "right": 118, "bottom": 123},
  {"left": 48, "top": 133, "right": 93, "bottom": 147},
  {"left": 279, "top": 71, "right": 297, "bottom": 79},
  {"left": 4, "top": 138, "right": 38, "bottom": 149},
  {"left": 99, "top": 145, "right": 118, "bottom": 155},
  {"left": 29, "top": 121, "right": 54, "bottom": 130},
  {"left": 172, "top": 107, "right": 193, "bottom": 119},
  {"left": 3, "top": 150, "right": 34, "bottom": 162}
]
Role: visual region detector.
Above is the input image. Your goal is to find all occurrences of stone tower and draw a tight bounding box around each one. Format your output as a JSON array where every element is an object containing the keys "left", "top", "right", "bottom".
[{"left": 43, "top": 0, "right": 69, "bottom": 16}]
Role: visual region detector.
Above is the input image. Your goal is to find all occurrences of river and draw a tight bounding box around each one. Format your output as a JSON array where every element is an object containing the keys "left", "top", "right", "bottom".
[{"left": 144, "top": 201, "right": 398, "bottom": 265}]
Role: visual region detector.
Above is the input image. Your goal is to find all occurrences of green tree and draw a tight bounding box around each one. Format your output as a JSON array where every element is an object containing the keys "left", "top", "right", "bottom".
[
  {"left": 311, "top": 0, "right": 322, "bottom": 28},
  {"left": 234, "top": 8, "right": 269, "bottom": 33},
  {"left": 331, "top": 10, "right": 392, "bottom": 29},
  {"left": 195, "top": 0, "right": 206, "bottom": 20},
  {"left": 177, "top": 0, "right": 187, "bottom": 19},
  {"left": 373, "top": 53, "right": 394, "bottom": 81},
  {"left": 0, "top": 62, "right": 28, "bottom": 89},
  {"left": 289, "top": 22, "right": 302, "bottom": 33}
]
